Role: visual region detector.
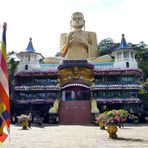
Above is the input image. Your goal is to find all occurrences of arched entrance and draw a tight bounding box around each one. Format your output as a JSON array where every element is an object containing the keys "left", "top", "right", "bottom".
[
  {"left": 59, "top": 84, "right": 92, "bottom": 124},
  {"left": 61, "top": 84, "right": 91, "bottom": 101}
]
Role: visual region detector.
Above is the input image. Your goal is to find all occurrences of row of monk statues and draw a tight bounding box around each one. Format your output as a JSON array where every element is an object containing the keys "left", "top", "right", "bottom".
[{"left": 44, "top": 12, "right": 112, "bottom": 64}]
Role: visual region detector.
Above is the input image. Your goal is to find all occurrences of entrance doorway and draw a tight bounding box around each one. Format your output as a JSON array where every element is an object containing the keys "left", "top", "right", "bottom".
[{"left": 62, "top": 86, "right": 90, "bottom": 101}]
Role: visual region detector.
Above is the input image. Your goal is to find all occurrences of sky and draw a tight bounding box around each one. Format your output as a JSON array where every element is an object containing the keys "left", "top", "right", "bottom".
[{"left": 0, "top": 0, "right": 148, "bottom": 57}]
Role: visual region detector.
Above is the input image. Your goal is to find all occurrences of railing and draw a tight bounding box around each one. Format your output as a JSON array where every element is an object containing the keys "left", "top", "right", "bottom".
[
  {"left": 16, "top": 98, "right": 54, "bottom": 104},
  {"left": 93, "top": 68, "right": 143, "bottom": 76},
  {"left": 96, "top": 97, "right": 141, "bottom": 104},
  {"left": 91, "top": 83, "right": 142, "bottom": 90},
  {"left": 15, "top": 85, "right": 60, "bottom": 91}
]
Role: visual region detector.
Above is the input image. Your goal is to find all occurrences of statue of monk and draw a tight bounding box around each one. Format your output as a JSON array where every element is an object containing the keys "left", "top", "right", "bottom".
[
  {"left": 60, "top": 12, "right": 98, "bottom": 59},
  {"left": 44, "top": 12, "right": 112, "bottom": 63}
]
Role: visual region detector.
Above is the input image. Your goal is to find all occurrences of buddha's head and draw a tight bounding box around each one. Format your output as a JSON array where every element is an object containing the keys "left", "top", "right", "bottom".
[{"left": 70, "top": 12, "right": 85, "bottom": 30}]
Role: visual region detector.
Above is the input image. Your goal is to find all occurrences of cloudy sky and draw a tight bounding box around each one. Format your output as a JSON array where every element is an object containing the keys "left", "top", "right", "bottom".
[{"left": 0, "top": 0, "right": 148, "bottom": 57}]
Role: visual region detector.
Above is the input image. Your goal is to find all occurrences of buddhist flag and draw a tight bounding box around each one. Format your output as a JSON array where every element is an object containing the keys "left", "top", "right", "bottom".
[{"left": 0, "top": 23, "right": 10, "bottom": 145}]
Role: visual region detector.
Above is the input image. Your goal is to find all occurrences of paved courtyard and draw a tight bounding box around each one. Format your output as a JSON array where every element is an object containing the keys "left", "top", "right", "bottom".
[{"left": 3, "top": 124, "right": 148, "bottom": 148}]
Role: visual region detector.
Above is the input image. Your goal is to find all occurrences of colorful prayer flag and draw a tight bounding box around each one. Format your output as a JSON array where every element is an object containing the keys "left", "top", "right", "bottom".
[{"left": 0, "top": 22, "right": 10, "bottom": 145}]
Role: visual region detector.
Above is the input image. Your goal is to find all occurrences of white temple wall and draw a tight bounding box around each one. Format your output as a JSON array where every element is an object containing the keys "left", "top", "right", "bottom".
[{"left": 113, "top": 61, "right": 138, "bottom": 69}]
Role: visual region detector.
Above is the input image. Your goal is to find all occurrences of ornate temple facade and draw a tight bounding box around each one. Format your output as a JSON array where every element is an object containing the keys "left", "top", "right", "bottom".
[{"left": 12, "top": 35, "right": 143, "bottom": 124}]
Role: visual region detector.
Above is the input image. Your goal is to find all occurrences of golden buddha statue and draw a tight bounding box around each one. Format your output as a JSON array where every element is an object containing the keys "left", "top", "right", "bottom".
[{"left": 44, "top": 12, "right": 112, "bottom": 63}]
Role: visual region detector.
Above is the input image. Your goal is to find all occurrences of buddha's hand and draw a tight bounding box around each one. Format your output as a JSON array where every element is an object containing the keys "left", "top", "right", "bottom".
[
  {"left": 72, "top": 35, "right": 88, "bottom": 47},
  {"left": 66, "top": 31, "right": 74, "bottom": 45}
]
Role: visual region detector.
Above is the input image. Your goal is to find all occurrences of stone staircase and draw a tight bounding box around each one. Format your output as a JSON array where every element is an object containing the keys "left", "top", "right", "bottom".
[{"left": 58, "top": 100, "right": 92, "bottom": 125}]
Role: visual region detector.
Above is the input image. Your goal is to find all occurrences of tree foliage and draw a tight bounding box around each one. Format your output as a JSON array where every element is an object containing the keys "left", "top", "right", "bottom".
[
  {"left": 135, "top": 42, "right": 148, "bottom": 80},
  {"left": 98, "top": 38, "right": 120, "bottom": 56},
  {"left": 7, "top": 51, "right": 19, "bottom": 96}
]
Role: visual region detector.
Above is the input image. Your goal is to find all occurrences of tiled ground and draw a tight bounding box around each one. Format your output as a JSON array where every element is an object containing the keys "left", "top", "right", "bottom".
[{"left": 3, "top": 124, "right": 148, "bottom": 148}]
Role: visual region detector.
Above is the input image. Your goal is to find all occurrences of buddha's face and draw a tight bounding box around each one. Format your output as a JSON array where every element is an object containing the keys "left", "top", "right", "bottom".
[{"left": 71, "top": 13, "right": 85, "bottom": 29}]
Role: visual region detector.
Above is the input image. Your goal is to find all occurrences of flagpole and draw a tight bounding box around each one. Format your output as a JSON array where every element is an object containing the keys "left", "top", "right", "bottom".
[{"left": 0, "top": 22, "right": 11, "bottom": 145}]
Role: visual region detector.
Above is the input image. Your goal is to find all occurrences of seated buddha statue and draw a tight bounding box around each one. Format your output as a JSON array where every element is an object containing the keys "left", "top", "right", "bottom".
[{"left": 44, "top": 12, "right": 112, "bottom": 63}]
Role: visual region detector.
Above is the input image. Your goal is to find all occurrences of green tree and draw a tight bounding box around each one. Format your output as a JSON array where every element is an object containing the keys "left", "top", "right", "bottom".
[
  {"left": 98, "top": 38, "right": 120, "bottom": 56},
  {"left": 7, "top": 51, "right": 19, "bottom": 96},
  {"left": 135, "top": 42, "right": 148, "bottom": 80}
]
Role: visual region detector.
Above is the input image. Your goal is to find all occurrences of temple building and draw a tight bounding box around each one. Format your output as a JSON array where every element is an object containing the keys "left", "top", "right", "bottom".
[{"left": 12, "top": 34, "right": 143, "bottom": 124}]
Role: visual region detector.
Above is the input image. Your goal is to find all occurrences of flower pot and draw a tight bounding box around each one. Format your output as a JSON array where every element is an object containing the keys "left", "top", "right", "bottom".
[
  {"left": 21, "top": 121, "right": 28, "bottom": 130},
  {"left": 99, "top": 122, "right": 105, "bottom": 130},
  {"left": 107, "top": 125, "right": 118, "bottom": 139}
]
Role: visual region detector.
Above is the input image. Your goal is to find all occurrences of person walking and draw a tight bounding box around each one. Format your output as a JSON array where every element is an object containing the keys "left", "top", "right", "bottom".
[{"left": 28, "top": 113, "right": 32, "bottom": 128}]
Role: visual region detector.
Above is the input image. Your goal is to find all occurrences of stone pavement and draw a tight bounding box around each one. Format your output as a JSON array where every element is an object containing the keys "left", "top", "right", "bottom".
[{"left": 3, "top": 124, "right": 148, "bottom": 148}]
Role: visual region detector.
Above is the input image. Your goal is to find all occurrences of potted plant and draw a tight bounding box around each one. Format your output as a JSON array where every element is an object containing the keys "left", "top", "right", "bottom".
[
  {"left": 96, "top": 112, "right": 108, "bottom": 130},
  {"left": 129, "top": 115, "right": 139, "bottom": 124},
  {"left": 34, "top": 115, "right": 44, "bottom": 126},
  {"left": 96, "top": 109, "right": 129, "bottom": 138},
  {"left": 17, "top": 114, "right": 30, "bottom": 130},
  {"left": 106, "top": 109, "right": 129, "bottom": 138}
]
